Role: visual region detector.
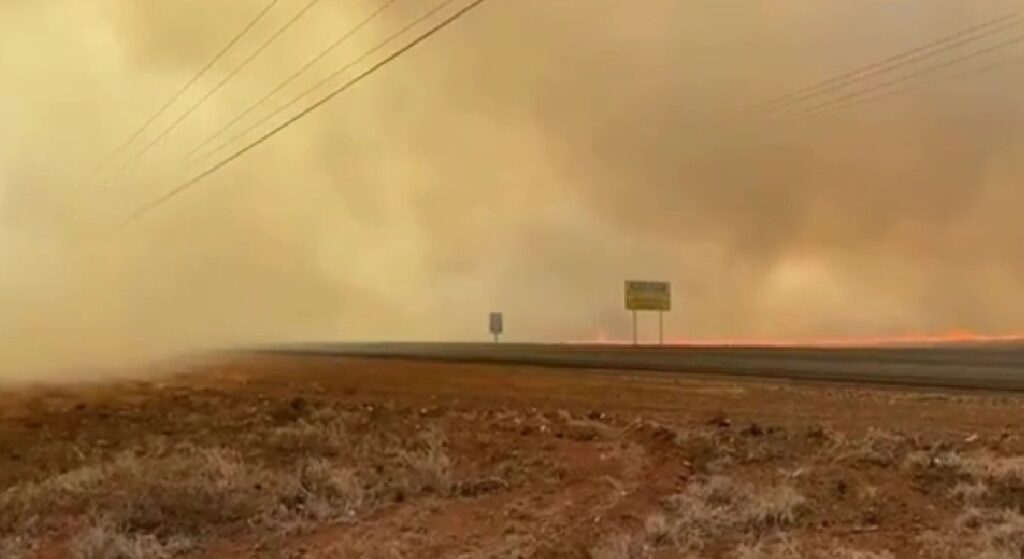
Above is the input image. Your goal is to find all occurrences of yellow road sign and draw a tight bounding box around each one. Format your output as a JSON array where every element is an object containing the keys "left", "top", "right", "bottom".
[{"left": 625, "top": 280, "right": 671, "bottom": 311}]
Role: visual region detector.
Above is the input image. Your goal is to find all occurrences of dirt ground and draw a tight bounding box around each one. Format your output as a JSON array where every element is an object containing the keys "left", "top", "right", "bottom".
[{"left": 5, "top": 354, "right": 1024, "bottom": 558}]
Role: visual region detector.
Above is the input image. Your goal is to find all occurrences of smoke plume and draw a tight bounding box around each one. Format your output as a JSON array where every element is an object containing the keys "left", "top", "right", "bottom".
[{"left": 1, "top": 0, "right": 1022, "bottom": 378}]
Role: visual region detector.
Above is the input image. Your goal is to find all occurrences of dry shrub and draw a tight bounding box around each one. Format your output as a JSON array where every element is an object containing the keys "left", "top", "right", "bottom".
[
  {"left": 733, "top": 538, "right": 801, "bottom": 559},
  {"left": 950, "top": 481, "right": 990, "bottom": 504},
  {"left": 445, "top": 534, "right": 541, "bottom": 559},
  {"left": 0, "top": 462, "right": 109, "bottom": 532},
  {"left": 397, "top": 430, "right": 452, "bottom": 496},
  {"left": 910, "top": 451, "right": 1024, "bottom": 508},
  {"left": 588, "top": 534, "right": 645, "bottom": 559},
  {"left": 965, "top": 454, "right": 1024, "bottom": 485},
  {"left": 735, "top": 541, "right": 894, "bottom": 559},
  {"left": 857, "top": 485, "right": 879, "bottom": 502},
  {"left": 832, "top": 428, "right": 908, "bottom": 467},
  {"left": 747, "top": 485, "right": 806, "bottom": 528},
  {"left": 906, "top": 450, "right": 1024, "bottom": 488},
  {"left": 297, "top": 459, "right": 364, "bottom": 521},
  {"left": 263, "top": 419, "right": 350, "bottom": 455},
  {"left": 643, "top": 513, "right": 670, "bottom": 545},
  {"left": 97, "top": 448, "right": 289, "bottom": 534},
  {"left": 922, "top": 508, "right": 1024, "bottom": 558},
  {"left": 904, "top": 449, "right": 962, "bottom": 469},
  {"left": 0, "top": 535, "right": 32, "bottom": 559},
  {"left": 3, "top": 461, "right": 109, "bottom": 520},
  {"left": 820, "top": 550, "right": 895, "bottom": 559},
  {"left": 954, "top": 507, "right": 987, "bottom": 532},
  {"left": 614, "top": 442, "right": 647, "bottom": 483},
  {"left": 904, "top": 448, "right": 967, "bottom": 500},
  {"left": 0, "top": 443, "right": 367, "bottom": 552},
  {"left": 673, "top": 426, "right": 736, "bottom": 474},
  {"left": 662, "top": 475, "right": 739, "bottom": 546},
  {"left": 69, "top": 519, "right": 191, "bottom": 559},
  {"left": 659, "top": 476, "right": 807, "bottom": 551},
  {"left": 326, "top": 541, "right": 411, "bottom": 559},
  {"left": 555, "top": 410, "right": 620, "bottom": 442}
]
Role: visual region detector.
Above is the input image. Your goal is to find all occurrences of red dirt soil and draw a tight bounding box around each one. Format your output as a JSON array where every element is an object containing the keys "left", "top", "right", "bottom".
[{"left": 4, "top": 354, "right": 1024, "bottom": 558}]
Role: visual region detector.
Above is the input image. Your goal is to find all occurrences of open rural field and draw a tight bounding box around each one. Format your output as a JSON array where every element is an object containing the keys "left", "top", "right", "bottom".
[{"left": 5, "top": 354, "right": 1024, "bottom": 558}]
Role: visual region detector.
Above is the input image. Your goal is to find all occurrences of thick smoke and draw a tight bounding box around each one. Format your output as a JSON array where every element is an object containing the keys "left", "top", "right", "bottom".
[{"left": 0, "top": 0, "right": 1022, "bottom": 378}]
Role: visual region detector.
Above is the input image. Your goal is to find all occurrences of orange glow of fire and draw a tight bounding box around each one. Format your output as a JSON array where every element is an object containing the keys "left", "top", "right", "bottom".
[{"left": 574, "top": 329, "right": 1024, "bottom": 347}]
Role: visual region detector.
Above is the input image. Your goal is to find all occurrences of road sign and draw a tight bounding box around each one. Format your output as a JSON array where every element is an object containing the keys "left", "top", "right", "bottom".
[
  {"left": 489, "top": 312, "right": 503, "bottom": 342},
  {"left": 625, "top": 281, "right": 671, "bottom": 346},
  {"left": 625, "top": 281, "right": 671, "bottom": 311}
]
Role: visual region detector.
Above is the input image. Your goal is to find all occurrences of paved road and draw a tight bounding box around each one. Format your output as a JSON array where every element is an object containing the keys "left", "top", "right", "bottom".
[{"left": 267, "top": 342, "right": 1024, "bottom": 391}]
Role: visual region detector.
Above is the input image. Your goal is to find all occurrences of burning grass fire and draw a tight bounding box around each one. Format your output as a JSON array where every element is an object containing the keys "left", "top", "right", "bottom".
[{"left": 582, "top": 329, "right": 1024, "bottom": 347}]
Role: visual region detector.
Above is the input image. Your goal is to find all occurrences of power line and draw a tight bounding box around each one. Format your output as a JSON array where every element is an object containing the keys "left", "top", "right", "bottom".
[
  {"left": 109, "top": 0, "right": 325, "bottom": 184},
  {"left": 786, "top": 33, "right": 1024, "bottom": 121},
  {"left": 91, "top": 0, "right": 282, "bottom": 179},
  {"left": 190, "top": 0, "right": 460, "bottom": 168},
  {"left": 790, "top": 48, "right": 1024, "bottom": 123},
  {"left": 186, "top": 0, "right": 401, "bottom": 161},
  {"left": 124, "top": 0, "right": 489, "bottom": 224},
  {"left": 756, "top": 11, "right": 1019, "bottom": 113},
  {"left": 755, "top": 12, "right": 1020, "bottom": 115}
]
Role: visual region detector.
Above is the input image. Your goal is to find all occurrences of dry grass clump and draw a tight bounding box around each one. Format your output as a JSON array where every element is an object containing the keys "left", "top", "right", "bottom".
[
  {"left": 0, "top": 423, "right": 463, "bottom": 556},
  {"left": 396, "top": 429, "right": 453, "bottom": 496},
  {"left": 966, "top": 455, "right": 1024, "bottom": 510},
  {"left": 904, "top": 448, "right": 965, "bottom": 470},
  {"left": 964, "top": 454, "right": 1024, "bottom": 485},
  {"left": 554, "top": 410, "right": 620, "bottom": 442},
  {"left": 732, "top": 538, "right": 802, "bottom": 559},
  {"left": 295, "top": 459, "right": 365, "bottom": 521},
  {"left": 116, "top": 448, "right": 289, "bottom": 532},
  {"left": 642, "top": 513, "right": 670, "bottom": 545},
  {"left": 734, "top": 539, "right": 895, "bottom": 559},
  {"left": 653, "top": 475, "right": 808, "bottom": 552},
  {"left": 664, "top": 475, "right": 740, "bottom": 541},
  {"left": 672, "top": 426, "right": 737, "bottom": 474},
  {"left": 0, "top": 443, "right": 366, "bottom": 556},
  {"left": 907, "top": 449, "right": 1024, "bottom": 510},
  {"left": 831, "top": 428, "right": 909, "bottom": 467},
  {"left": 3, "top": 447, "right": 244, "bottom": 531},
  {"left": 949, "top": 481, "right": 990, "bottom": 504},
  {"left": 747, "top": 485, "right": 806, "bottom": 528},
  {"left": 904, "top": 448, "right": 1024, "bottom": 487},
  {"left": 897, "top": 448, "right": 1024, "bottom": 556},
  {"left": 903, "top": 448, "right": 969, "bottom": 491},
  {"left": 922, "top": 508, "right": 1024, "bottom": 559},
  {"left": 821, "top": 550, "right": 895, "bottom": 559},
  {"left": 263, "top": 418, "right": 350, "bottom": 455},
  {"left": 588, "top": 534, "right": 645, "bottom": 559},
  {"left": 69, "top": 519, "right": 191, "bottom": 559},
  {"left": 0, "top": 535, "right": 32, "bottom": 559}
]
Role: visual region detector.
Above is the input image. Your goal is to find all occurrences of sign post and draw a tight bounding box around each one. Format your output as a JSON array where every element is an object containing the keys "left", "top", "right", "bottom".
[
  {"left": 659, "top": 308, "right": 664, "bottom": 345},
  {"left": 624, "top": 281, "right": 671, "bottom": 346},
  {"left": 489, "top": 312, "right": 503, "bottom": 343}
]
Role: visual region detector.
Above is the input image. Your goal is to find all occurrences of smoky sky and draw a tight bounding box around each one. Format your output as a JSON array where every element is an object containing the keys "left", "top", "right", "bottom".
[{"left": 1, "top": 0, "right": 1023, "bottom": 377}]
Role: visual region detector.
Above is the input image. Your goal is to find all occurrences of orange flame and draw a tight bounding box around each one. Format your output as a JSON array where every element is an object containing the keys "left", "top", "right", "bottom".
[{"left": 573, "top": 329, "right": 1024, "bottom": 347}]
